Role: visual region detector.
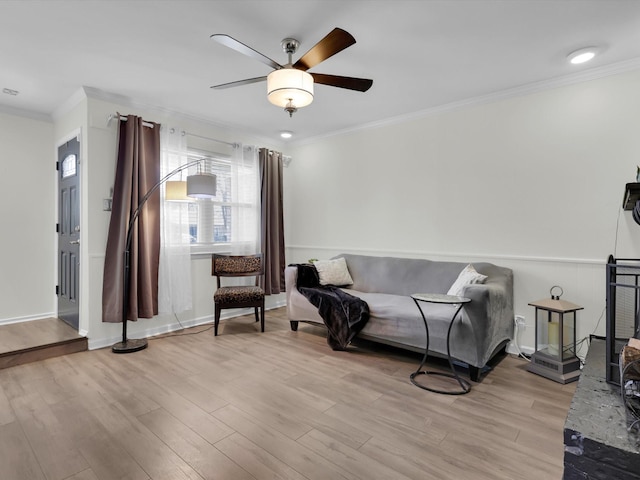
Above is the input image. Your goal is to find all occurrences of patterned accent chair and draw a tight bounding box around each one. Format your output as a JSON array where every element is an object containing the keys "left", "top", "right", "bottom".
[{"left": 212, "top": 254, "right": 265, "bottom": 336}]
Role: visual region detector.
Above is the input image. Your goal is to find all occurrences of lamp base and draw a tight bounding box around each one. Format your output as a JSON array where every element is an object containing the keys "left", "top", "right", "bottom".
[
  {"left": 527, "top": 351, "right": 581, "bottom": 384},
  {"left": 112, "top": 338, "right": 148, "bottom": 354}
]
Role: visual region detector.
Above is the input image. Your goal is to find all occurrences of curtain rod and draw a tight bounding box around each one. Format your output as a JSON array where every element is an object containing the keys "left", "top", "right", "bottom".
[
  {"left": 181, "top": 131, "right": 238, "bottom": 149},
  {"left": 107, "top": 113, "right": 238, "bottom": 148},
  {"left": 107, "top": 113, "right": 156, "bottom": 128}
]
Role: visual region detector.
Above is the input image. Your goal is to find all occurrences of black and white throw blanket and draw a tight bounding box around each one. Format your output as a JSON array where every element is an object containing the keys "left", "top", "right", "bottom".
[{"left": 293, "top": 264, "right": 370, "bottom": 350}]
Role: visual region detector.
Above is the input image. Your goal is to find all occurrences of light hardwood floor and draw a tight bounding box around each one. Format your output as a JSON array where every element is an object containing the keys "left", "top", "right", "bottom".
[{"left": 0, "top": 307, "right": 575, "bottom": 480}]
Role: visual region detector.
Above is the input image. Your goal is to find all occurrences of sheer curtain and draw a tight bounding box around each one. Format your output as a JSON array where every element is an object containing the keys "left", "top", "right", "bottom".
[
  {"left": 158, "top": 126, "right": 193, "bottom": 314},
  {"left": 230, "top": 144, "right": 260, "bottom": 255}
]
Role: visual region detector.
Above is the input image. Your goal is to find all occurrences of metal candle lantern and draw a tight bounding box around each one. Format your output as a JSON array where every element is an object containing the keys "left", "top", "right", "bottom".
[{"left": 527, "top": 286, "right": 583, "bottom": 384}]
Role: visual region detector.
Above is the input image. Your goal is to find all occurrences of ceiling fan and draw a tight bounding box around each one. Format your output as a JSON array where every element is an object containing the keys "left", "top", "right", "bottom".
[{"left": 210, "top": 28, "right": 373, "bottom": 117}]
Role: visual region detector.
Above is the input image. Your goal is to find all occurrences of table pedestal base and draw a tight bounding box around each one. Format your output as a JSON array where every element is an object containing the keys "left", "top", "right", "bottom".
[{"left": 410, "top": 369, "right": 471, "bottom": 395}]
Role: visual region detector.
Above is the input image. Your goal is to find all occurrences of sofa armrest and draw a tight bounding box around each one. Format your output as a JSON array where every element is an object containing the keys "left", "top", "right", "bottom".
[
  {"left": 457, "top": 274, "right": 514, "bottom": 366},
  {"left": 284, "top": 266, "right": 298, "bottom": 305},
  {"left": 285, "top": 265, "right": 326, "bottom": 325}
]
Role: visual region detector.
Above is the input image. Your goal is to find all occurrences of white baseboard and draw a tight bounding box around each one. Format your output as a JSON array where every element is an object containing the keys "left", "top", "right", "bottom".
[
  {"left": 87, "top": 300, "right": 287, "bottom": 351},
  {"left": 0, "top": 312, "right": 57, "bottom": 326}
]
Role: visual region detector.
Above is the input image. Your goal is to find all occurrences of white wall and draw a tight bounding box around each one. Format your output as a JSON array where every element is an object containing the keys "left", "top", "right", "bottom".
[
  {"left": 0, "top": 111, "right": 55, "bottom": 323},
  {"left": 285, "top": 69, "right": 640, "bottom": 356}
]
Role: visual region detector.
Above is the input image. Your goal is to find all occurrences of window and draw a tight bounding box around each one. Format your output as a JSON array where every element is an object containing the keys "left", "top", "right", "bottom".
[
  {"left": 187, "top": 153, "right": 231, "bottom": 244},
  {"left": 185, "top": 148, "right": 258, "bottom": 249}
]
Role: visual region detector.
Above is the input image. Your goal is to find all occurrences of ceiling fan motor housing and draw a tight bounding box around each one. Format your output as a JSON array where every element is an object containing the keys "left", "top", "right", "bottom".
[{"left": 281, "top": 38, "right": 300, "bottom": 56}]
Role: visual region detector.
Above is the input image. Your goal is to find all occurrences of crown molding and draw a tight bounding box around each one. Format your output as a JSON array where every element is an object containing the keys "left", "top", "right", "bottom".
[
  {"left": 51, "top": 87, "right": 88, "bottom": 121},
  {"left": 294, "top": 56, "right": 640, "bottom": 146},
  {"left": 50, "top": 55, "right": 640, "bottom": 149},
  {"left": 82, "top": 86, "right": 282, "bottom": 148}
]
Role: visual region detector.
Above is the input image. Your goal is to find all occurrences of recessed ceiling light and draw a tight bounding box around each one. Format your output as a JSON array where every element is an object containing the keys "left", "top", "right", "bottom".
[
  {"left": 280, "top": 131, "right": 293, "bottom": 139},
  {"left": 567, "top": 47, "right": 598, "bottom": 65},
  {"left": 2, "top": 88, "right": 19, "bottom": 96}
]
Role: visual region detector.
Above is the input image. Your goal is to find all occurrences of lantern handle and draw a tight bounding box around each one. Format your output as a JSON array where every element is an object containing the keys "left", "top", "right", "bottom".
[{"left": 550, "top": 285, "right": 563, "bottom": 300}]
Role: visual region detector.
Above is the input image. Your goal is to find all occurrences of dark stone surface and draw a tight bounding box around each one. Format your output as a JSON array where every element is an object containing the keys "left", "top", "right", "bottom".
[{"left": 564, "top": 339, "right": 640, "bottom": 478}]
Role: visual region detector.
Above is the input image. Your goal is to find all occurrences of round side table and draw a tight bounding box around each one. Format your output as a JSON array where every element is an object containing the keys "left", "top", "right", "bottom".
[{"left": 410, "top": 293, "right": 472, "bottom": 395}]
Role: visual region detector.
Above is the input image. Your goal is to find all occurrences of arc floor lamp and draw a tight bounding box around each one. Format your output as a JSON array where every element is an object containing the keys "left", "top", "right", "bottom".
[{"left": 112, "top": 159, "right": 216, "bottom": 353}]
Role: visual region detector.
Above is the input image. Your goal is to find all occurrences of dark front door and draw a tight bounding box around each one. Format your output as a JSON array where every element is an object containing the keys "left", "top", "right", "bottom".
[{"left": 57, "top": 137, "right": 80, "bottom": 330}]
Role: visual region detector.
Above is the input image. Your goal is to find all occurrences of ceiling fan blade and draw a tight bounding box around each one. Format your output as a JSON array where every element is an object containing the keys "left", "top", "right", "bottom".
[
  {"left": 311, "top": 73, "right": 373, "bottom": 92},
  {"left": 211, "top": 34, "right": 282, "bottom": 70},
  {"left": 211, "top": 76, "right": 267, "bottom": 89},
  {"left": 293, "top": 28, "right": 356, "bottom": 71}
]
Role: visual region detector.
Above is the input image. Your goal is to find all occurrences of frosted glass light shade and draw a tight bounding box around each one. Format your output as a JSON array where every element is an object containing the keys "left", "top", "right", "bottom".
[
  {"left": 165, "top": 180, "right": 191, "bottom": 201},
  {"left": 187, "top": 173, "right": 217, "bottom": 198},
  {"left": 267, "top": 68, "right": 314, "bottom": 108}
]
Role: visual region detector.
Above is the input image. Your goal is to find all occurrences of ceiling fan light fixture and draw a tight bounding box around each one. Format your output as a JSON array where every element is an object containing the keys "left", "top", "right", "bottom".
[{"left": 267, "top": 68, "right": 314, "bottom": 111}]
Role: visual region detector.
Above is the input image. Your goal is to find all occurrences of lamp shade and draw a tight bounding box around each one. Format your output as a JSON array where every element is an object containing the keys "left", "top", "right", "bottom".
[
  {"left": 267, "top": 68, "right": 314, "bottom": 108},
  {"left": 165, "top": 180, "right": 191, "bottom": 201},
  {"left": 187, "top": 173, "right": 217, "bottom": 198}
]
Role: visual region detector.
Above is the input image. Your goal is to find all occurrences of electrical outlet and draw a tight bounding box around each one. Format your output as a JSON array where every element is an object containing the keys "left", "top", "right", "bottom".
[{"left": 515, "top": 315, "right": 526, "bottom": 329}]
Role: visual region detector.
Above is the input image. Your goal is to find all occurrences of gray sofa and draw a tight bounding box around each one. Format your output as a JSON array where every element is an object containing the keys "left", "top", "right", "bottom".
[{"left": 285, "top": 254, "right": 514, "bottom": 381}]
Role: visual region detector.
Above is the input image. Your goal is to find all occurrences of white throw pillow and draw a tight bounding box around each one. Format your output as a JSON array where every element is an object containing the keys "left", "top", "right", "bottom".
[
  {"left": 313, "top": 257, "right": 354, "bottom": 286},
  {"left": 447, "top": 264, "right": 488, "bottom": 296}
]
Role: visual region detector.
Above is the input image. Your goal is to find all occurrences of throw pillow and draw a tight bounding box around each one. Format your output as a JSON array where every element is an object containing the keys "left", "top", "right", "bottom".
[
  {"left": 313, "top": 257, "right": 354, "bottom": 286},
  {"left": 447, "top": 264, "right": 487, "bottom": 296}
]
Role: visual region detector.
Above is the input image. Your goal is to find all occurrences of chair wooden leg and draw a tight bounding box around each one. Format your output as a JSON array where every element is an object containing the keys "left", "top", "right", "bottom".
[
  {"left": 214, "top": 305, "right": 221, "bottom": 336},
  {"left": 260, "top": 304, "right": 265, "bottom": 332},
  {"left": 254, "top": 307, "right": 259, "bottom": 323},
  {"left": 290, "top": 321, "right": 298, "bottom": 331}
]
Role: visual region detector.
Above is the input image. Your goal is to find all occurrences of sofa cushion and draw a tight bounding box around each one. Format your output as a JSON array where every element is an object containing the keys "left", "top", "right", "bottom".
[
  {"left": 346, "top": 290, "right": 469, "bottom": 353},
  {"left": 447, "top": 264, "right": 487, "bottom": 296},
  {"left": 314, "top": 257, "right": 354, "bottom": 286}
]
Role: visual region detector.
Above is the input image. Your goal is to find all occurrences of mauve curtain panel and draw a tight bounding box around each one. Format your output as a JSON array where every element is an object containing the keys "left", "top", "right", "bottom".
[
  {"left": 259, "top": 148, "right": 286, "bottom": 294},
  {"left": 102, "top": 115, "right": 161, "bottom": 323}
]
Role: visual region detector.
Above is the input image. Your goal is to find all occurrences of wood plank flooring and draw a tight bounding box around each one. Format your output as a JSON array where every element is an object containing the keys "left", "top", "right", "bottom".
[
  {"left": 0, "top": 318, "right": 87, "bottom": 369},
  {"left": 0, "top": 307, "right": 575, "bottom": 480}
]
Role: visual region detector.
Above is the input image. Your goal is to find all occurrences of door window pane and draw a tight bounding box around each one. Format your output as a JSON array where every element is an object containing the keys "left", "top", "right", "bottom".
[{"left": 61, "top": 154, "right": 77, "bottom": 178}]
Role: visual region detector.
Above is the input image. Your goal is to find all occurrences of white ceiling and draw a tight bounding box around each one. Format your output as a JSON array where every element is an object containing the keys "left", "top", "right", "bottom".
[{"left": 1, "top": 1, "right": 640, "bottom": 142}]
